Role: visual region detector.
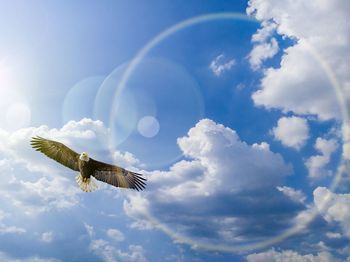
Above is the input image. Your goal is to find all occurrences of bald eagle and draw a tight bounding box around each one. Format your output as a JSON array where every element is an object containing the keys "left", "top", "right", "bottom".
[{"left": 30, "top": 136, "right": 146, "bottom": 192}]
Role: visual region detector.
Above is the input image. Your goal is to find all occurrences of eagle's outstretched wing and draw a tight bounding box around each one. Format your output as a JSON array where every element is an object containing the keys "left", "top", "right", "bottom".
[
  {"left": 90, "top": 159, "right": 146, "bottom": 191},
  {"left": 30, "top": 136, "right": 80, "bottom": 171}
]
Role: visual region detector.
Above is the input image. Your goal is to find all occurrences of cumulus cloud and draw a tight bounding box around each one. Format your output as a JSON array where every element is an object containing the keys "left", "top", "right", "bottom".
[
  {"left": 247, "top": 0, "right": 349, "bottom": 121},
  {"left": 124, "top": 119, "right": 300, "bottom": 247},
  {"left": 314, "top": 187, "right": 350, "bottom": 238},
  {"left": 176, "top": 119, "right": 292, "bottom": 193},
  {"left": 272, "top": 116, "right": 309, "bottom": 150},
  {"left": 246, "top": 248, "right": 338, "bottom": 262},
  {"left": 251, "top": 41, "right": 342, "bottom": 121},
  {"left": 306, "top": 138, "right": 338, "bottom": 180},
  {"left": 209, "top": 54, "right": 235, "bottom": 76}
]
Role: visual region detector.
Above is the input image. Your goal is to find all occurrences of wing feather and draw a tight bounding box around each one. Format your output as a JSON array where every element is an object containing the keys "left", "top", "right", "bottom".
[
  {"left": 30, "top": 136, "right": 80, "bottom": 171},
  {"left": 91, "top": 159, "right": 146, "bottom": 191}
]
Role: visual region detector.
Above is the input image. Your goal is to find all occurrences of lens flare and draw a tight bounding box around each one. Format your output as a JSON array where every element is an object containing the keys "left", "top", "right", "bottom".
[
  {"left": 114, "top": 12, "right": 349, "bottom": 252},
  {"left": 62, "top": 76, "right": 105, "bottom": 124},
  {"left": 138, "top": 116, "right": 160, "bottom": 138},
  {"left": 102, "top": 58, "right": 204, "bottom": 168}
]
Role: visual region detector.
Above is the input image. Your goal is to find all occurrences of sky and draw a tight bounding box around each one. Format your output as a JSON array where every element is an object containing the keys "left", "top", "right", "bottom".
[{"left": 0, "top": 0, "right": 350, "bottom": 261}]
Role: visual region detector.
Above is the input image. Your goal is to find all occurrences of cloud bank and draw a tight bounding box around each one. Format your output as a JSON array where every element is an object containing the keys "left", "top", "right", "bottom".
[{"left": 124, "top": 119, "right": 302, "bottom": 248}]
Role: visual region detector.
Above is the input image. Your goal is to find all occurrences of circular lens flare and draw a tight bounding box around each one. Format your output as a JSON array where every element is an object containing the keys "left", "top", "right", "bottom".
[{"left": 138, "top": 116, "right": 160, "bottom": 138}]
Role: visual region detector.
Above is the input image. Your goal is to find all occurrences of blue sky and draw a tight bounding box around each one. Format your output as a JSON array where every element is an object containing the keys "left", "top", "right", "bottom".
[{"left": 1, "top": 0, "right": 350, "bottom": 261}]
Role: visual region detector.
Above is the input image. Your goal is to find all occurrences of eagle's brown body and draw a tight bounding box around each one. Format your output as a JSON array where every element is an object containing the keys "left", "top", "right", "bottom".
[
  {"left": 79, "top": 158, "right": 91, "bottom": 178},
  {"left": 76, "top": 157, "right": 96, "bottom": 191},
  {"left": 30, "top": 136, "right": 146, "bottom": 192}
]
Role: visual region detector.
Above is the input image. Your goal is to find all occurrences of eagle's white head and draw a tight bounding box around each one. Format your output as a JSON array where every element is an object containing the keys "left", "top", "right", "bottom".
[{"left": 80, "top": 152, "right": 90, "bottom": 162}]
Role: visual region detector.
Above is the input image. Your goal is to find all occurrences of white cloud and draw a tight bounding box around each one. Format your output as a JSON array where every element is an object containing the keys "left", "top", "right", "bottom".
[
  {"left": 106, "top": 228, "right": 125, "bottom": 242},
  {"left": 0, "top": 251, "right": 61, "bottom": 262},
  {"left": 124, "top": 194, "right": 152, "bottom": 231},
  {"left": 112, "top": 151, "right": 141, "bottom": 169},
  {"left": 246, "top": 248, "right": 339, "bottom": 262},
  {"left": 251, "top": 42, "right": 342, "bottom": 121},
  {"left": 124, "top": 119, "right": 296, "bottom": 247},
  {"left": 272, "top": 116, "right": 309, "bottom": 150},
  {"left": 314, "top": 187, "right": 350, "bottom": 238},
  {"left": 326, "top": 232, "right": 342, "bottom": 239},
  {"left": 147, "top": 160, "right": 204, "bottom": 186},
  {"left": 247, "top": 0, "right": 349, "bottom": 121},
  {"left": 306, "top": 138, "right": 338, "bottom": 180},
  {"left": 251, "top": 21, "right": 277, "bottom": 43},
  {"left": 0, "top": 171, "right": 80, "bottom": 216},
  {"left": 277, "top": 186, "right": 306, "bottom": 204},
  {"left": 0, "top": 225, "right": 26, "bottom": 234},
  {"left": 175, "top": 119, "right": 291, "bottom": 195},
  {"left": 89, "top": 240, "right": 147, "bottom": 262},
  {"left": 249, "top": 38, "right": 279, "bottom": 70},
  {"left": 209, "top": 54, "right": 235, "bottom": 76},
  {"left": 85, "top": 224, "right": 146, "bottom": 262},
  {"left": 248, "top": 19, "right": 279, "bottom": 70}
]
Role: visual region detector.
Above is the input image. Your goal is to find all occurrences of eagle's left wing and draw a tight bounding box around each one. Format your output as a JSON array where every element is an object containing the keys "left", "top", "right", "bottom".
[
  {"left": 90, "top": 159, "right": 146, "bottom": 191},
  {"left": 30, "top": 136, "right": 80, "bottom": 171}
]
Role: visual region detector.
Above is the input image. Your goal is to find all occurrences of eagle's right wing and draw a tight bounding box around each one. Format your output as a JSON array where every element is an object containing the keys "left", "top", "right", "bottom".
[
  {"left": 90, "top": 159, "right": 146, "bottom": 191},
  {"left": 30, "top": 136, "right": 80, "bottom": 171}
]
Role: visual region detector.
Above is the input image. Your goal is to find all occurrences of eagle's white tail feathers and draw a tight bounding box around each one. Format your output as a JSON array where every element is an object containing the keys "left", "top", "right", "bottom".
[{"left": 75, "top": 174, "right": 97, "bottom": 192}]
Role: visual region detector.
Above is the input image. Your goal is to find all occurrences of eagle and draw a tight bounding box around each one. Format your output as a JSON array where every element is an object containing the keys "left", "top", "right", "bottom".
[{"left": 30, "top": 136, "right": 146, "bottom": 192}]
